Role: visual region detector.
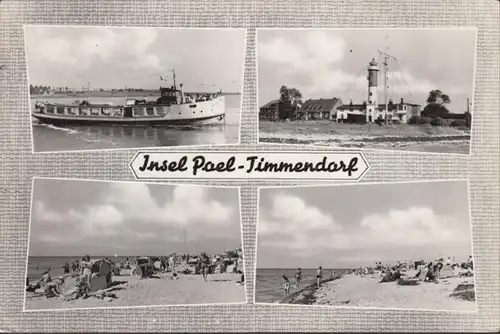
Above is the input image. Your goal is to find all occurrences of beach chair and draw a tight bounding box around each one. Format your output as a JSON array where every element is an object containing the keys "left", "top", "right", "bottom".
[{"left": 89, "top": 260, "right": 111, "bottom": 292}]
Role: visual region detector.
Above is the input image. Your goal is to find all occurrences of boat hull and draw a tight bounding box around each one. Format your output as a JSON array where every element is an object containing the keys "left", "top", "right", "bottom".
[{"left": 32, "top": 97, "right": 226, "bottom": 126}]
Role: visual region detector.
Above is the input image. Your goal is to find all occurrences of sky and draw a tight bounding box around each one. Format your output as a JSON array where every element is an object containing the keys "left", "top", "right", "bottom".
[
  {"left": 29, "top": 179, "right": 241, "bottom": 257},
  {"left": 25, "top": 26, "right": 246, "bottom": 93},
  {"left": 258, "top": 29, "right": 477, "bottom": 114},
  {"left": 257, "top": 181, "right": 472, "bottom": 269}
]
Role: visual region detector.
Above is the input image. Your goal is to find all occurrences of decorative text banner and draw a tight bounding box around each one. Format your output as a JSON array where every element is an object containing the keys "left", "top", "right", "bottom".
[{"left": 129, "top": 151, "right": 370, "bottom": 180}]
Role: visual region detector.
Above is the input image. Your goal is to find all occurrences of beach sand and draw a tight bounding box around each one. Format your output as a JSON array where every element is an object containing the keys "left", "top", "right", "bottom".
[
  {"left": 25, "top": 272, "right": 246, "bottom": 311},
  {"left": 312, "top": 273, "right": 476, "bottom": 311}
]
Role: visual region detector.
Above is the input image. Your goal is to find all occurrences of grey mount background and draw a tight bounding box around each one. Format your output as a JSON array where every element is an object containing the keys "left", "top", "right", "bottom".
[{"left": 0, "top": 0, "right": 499, "bottom": 332}]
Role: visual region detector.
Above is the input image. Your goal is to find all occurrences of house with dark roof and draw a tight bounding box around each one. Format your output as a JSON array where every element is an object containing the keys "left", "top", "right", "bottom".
[
  {"left": 297, "top": 97, "right": 343, "bottom": 120},
  {"left": 259, "top": 99, "right": 280, "bottom": 121},
  {"left": 260, "top": 99, "right": 300, "bottom": 121}
]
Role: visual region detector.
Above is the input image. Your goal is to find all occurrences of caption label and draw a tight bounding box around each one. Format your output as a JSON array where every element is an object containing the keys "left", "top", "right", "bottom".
[{"left": 129, "top": 152, "right": 370, "bottom": 180}]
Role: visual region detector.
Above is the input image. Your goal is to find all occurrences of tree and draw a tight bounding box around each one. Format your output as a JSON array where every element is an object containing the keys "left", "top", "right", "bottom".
[
  {"left": 426, "top": 89, "right": 451, "bottom": 105},
  {"left": 278, "top": 86, "right": 303, "bottom": 120},
  {"left": 422, "top": 89, "right": 452, "bottom": 118}
]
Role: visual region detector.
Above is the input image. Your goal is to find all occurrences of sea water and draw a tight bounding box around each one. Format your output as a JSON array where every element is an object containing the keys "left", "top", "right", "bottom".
[
  {"left": 255, "top": 268, "right": 350, "bottom": 303},
  {"left": 31, "top": 94, "right": 241, "bottom": 152}
]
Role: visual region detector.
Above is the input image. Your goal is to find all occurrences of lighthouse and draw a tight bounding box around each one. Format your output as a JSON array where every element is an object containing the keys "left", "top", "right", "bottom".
[{"left": 366, "top": 58, "right": 379, "bottom": 122}]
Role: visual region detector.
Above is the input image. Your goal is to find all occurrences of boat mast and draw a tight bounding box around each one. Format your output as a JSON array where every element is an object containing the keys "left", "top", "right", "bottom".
[
  {"left": 172, "top": 69, "right": 176, "bottom": 89},
  {"left": 183, "top": 228, "right": 186, "bottom": 256},
  {"left": 377, "top": 49, "right": 396, "bottom": 126}
]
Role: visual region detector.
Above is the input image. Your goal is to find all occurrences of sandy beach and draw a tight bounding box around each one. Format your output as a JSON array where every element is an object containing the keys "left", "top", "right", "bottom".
[
  {"left": 25, "top": 272, "right": 246, "bottom": 311},
  {"left": 309, "top": 273, "right": 476, "bottom": 311}
]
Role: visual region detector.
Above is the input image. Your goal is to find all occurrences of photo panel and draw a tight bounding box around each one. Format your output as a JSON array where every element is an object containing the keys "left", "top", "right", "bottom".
[
  {"left": 25, "top": 26, "right": 246, "bottom": 153},
  {"left": 255, "top": 180, "right": 476, "bottom": 312},
  {"left": 24, "top": 178, "right": 246, "bottom": 311},
  {"left": 257, "top": 28, "right": 477, "bottom": 155}
]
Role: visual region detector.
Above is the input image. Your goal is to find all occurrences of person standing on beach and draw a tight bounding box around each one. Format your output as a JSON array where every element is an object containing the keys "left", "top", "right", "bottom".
[
  {"left": 63, "top": 261, "right": 70, "bottom": 275},
  {"left": 282, "top": 275, "right": 290, "bottom": 296},
  {"left": 295, "top": 268, "right": 302, "bottom": 288},
  {"left": 316, "top": 266, "right": 323, "bottom": 286}
]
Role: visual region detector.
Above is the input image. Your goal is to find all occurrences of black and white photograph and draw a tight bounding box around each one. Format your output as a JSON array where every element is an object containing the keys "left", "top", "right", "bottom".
[
  {"left": 258, "top": 29, "right": 477, "bottom": 154},
  {"left": 25, "top": 26, "right": 245, "bottom": 153},
  {"left": 24, "top": 178, "right": 245, "bottom": 311},
  {"left": 255, "top": 180, "right": 476, "bottom": 311}
]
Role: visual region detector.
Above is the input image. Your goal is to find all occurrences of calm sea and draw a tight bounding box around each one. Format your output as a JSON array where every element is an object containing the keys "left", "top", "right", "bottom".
[
  {"left": 31, "top": 94, "right": 241, "bottom": 152},
  {"left": 26, "top": 256, "right": 133, "bottom": 281},
  {"left": 255, "top": 268, "right": 350, "bottom": 303}
]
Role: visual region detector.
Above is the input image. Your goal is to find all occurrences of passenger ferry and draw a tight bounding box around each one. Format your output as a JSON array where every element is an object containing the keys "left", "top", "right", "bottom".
[{"left": 31, "top": 72, "right": 226, "bottom": 126}]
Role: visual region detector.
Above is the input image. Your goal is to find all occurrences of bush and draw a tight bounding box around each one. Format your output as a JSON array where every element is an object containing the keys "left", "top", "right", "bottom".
[
  {"left": 431, "top": 117, "right": 448, "bottom": 126},
  {"left": 419, "top": 117, "right": 433, "bottom": 125},
  {"left": 408, "top": 116, "right": 420, "bottom": 125},
  {"left": 450, "top": 119, "right": 467, "bottom": 127}
]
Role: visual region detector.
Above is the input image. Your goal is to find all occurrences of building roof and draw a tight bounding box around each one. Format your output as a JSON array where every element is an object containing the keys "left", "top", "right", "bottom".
[
  {"left": 260, "top": 99, "right": 280, "bottom": 109},
  {"left": 299, "top": 98, "right": 342, "bottom": 112}
]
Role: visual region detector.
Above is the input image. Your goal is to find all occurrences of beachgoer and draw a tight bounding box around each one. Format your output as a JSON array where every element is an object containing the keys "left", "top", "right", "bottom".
[
  {"left": 44, "top": 277, "right": 64, "bottom": 298},
  {"left": 295, "top": 268, "right": 302, "bottom": 288},
  {"left": 330, "top": 269, "right": 335, "bottom": 278},
  {"left": 201, "top": 263, "right": 209, "bottom": 282},
  {"left": 63, "top": 261, "right": 70, "bottom": 274},
  {"left": 282, "top": 275, "right": 290, "bottom": 296},
  {"left": 446, "top": 257, "right": 452, "bottom": 266},
  {"left": 316, "top": 266, "right": 323, "bottom": 286},
  {"left": 80, "top": 256, "right": 92, "bottom": 294}
]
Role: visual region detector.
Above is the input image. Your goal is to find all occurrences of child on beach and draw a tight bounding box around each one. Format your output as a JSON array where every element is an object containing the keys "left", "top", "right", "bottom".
[
  {"left": 316, "top": 266, "right": 323, "bottom": 286},
  {"left": 282, "top": 275, "right": 290, "bottom": 296},
  {"left": 295, "top": 268, "right": 302, "bottom": 289}
]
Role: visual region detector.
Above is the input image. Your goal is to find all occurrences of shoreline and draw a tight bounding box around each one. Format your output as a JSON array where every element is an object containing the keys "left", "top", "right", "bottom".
[
  {"left": 30, "top": 92, "right": 241, "bottom": 99},
  {"left": 279, "top": 274, "right": 343, "bottom": 305}
]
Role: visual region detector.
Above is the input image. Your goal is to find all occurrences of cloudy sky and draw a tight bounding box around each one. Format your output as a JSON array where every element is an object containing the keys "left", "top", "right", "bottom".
[
  {"left": 25, "top": 26, "right": 245, "bottom": 92},
  {"left": 29, "top": 179, "right": 241, "bottom": 257},
  {"left": 257, "top": 181, "right": 472, "bottom": 269},
  {"left": 258, "top": 29, "right": 477, "bottom": 114}
]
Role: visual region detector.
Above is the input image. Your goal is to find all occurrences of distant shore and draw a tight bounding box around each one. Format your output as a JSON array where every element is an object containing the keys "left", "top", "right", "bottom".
[
  {"left": 30, "top": 91, "right": 240, "bottom": 99},
  {"left": 280, "top": 271, "right": 476, "bottom": 311}
]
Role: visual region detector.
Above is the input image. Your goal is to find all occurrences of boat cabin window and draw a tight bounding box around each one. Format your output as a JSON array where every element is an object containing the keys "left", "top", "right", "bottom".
[
  {"left": 133, "top": 107, "right": 144, "bottom": 117},
  {"left": 56, "top": 106, "right": 65, "bottom": 114},
  {"left": 145, "top": 107, "right": 155, "bottom": 116},
  {"left": 46, "top": 106, "right": 55, "bottom": 114},
  {"left": 156, "top": 107, "right": 165, "bottom": 117}
]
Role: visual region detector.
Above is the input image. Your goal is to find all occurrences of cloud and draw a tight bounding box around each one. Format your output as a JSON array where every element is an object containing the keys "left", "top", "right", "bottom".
[
  {"left": 37, "top": 38, "right": 78, "bottom": 65},
  {"left": 33, "top": 184, "right": 234, "bottom": 240},
  {"left": 259, "top": 31, "right": 346, "bottom": 71},
  {"left": 259, "top": 193, "right": 468, "bottom": 257},
  {"left": 359, "top": 207, "right": 466, "bottom": 246}
]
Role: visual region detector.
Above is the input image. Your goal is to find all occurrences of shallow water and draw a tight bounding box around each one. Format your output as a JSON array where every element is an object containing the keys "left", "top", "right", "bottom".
[
  {"left": 255, "top": 268, "right": 348, "bottom": 303},
  {"left": 31, "top": 94, "right": 241, "bottom": 152}
]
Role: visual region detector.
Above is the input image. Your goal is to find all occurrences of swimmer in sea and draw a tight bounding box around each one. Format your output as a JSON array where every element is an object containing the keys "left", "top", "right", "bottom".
[
  {"left": 295, "top": 268, "right": 302, "bottom": 289},
  {"left": 316, "top": 266, "right": 323, "bottom": 286},
  {"left": 282, "top": 275, "right": 290, "bottom": 296}
]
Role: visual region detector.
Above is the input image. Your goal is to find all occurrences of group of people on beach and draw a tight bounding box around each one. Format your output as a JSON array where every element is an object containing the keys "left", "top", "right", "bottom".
[
  {"left": 27, "top": 255, "right": 95, "bottom": 300},
  {"left": 282, "top": 267, "right": 336, "bottom": 296},
  {"left": 354, "top": 255, "right": 475, "bottom": 284}
]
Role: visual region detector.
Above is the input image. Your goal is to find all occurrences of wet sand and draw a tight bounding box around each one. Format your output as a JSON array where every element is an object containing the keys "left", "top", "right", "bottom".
[{"left": 25, "top": 272, "right": 246, "bottom": 311}]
